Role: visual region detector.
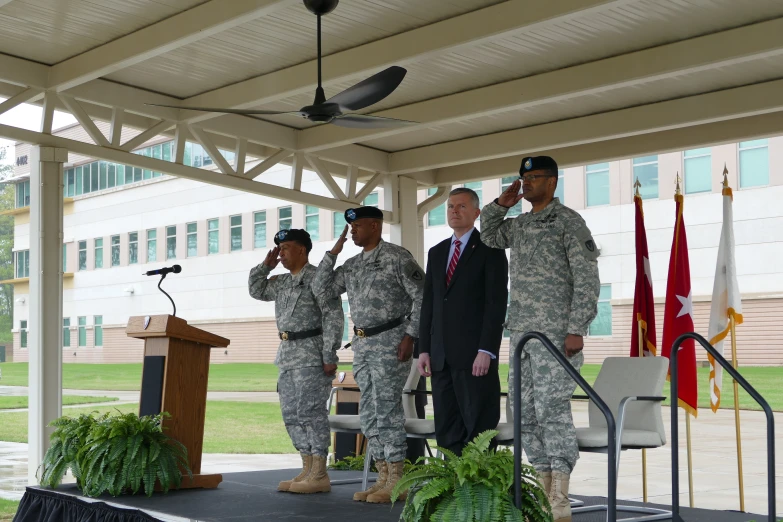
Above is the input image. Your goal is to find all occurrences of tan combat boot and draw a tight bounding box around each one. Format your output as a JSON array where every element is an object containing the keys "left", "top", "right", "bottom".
[
  {"left": 352, "top": 460, "right": 387, "bottom": 502},
  {"left": 366, "top": 460, "right": 406, "bottom": 504},
  {"left": 289, "top": 455, "right": 331, "bottom": 494},
  {"left": 538, "top": 470, "right": 552, "bottom": 495},
  {"left": 549, "top": 471, "right": 572, "bottom": 522},
  {"left": 278, "top": 454, "right": 312, "bottom": 492}
]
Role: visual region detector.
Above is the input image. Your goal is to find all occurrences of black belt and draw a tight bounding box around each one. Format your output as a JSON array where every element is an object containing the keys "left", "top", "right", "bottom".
[
  {"left": 353, "top": 316, "right": 405, "bottom": 339},
  {"left": 279, "top": 327, "right": 322, "bottom": 341}
]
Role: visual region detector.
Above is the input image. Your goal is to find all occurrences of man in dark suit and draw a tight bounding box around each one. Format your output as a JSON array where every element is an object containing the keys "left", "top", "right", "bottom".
[{"left": 418, "top": 187, "right": 509, "bottom": 456}]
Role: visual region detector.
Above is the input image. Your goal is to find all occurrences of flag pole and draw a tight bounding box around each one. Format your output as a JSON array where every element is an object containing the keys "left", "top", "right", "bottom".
[
  {"left": 635, "top": 178, "right": 649, "bottom": 503},
  {"left": 676, "top": 172, "right": 696, "bottom": 508},
  {"left": 723, "top": 166, "right": 746, "bottom": 512}
]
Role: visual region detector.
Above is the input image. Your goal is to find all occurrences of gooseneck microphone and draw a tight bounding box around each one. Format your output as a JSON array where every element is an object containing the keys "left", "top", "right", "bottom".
[{"left": 143, "top": 264, "right": 182, "bottom": 277}]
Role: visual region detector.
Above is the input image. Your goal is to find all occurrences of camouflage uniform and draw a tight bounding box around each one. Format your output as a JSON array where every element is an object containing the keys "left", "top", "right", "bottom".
[
  {"left": 312, "top": 240, "right": 425, "bottom": 463},
  {"left": 249, "top": 262, "right": 343, "bottom": 457},
  {"left": 481, "top": 197, "right": 600, "bottom": 474}
]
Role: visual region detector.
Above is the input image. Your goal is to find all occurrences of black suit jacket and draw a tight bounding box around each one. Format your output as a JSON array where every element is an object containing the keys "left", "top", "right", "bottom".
[{"left": 419, "top": 229, "right": 509, "bottom": 371}]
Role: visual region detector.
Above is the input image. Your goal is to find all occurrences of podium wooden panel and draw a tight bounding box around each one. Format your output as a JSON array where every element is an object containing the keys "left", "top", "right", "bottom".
[{"left": 126, "top": 314, "right": 229, "bottom": 489}]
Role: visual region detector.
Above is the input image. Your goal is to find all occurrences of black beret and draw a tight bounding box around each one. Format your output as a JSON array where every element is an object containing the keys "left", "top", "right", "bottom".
[
  {"left": 274, "top": 228, "right": 312, "bottom": 252},
  {"left": 344, "top": 206, "right": 383, "bottom": 223},
  {"left": 519, "top": 156, "right": 558, "bottom": 176}
]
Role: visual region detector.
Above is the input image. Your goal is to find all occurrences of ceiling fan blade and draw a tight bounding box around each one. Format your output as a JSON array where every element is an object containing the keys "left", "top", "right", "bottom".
[
  {"left": 324, "top": 66, "right": 407, "bottom": 112},
  {"left": 331, "top": 114, "right": 418, "bottom": 129},
  {"left": 145, "top": 103, "right": 300, "bottom": 116}
]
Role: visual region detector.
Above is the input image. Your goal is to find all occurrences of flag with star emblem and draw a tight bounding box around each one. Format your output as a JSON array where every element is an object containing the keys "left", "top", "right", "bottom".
[
  {"left": 706, "top": 180, "right": 743, "bottom": 413},
  {"left": 631, "top": 193, "right": 656, "bottom": 357},
  {"left": 661, "top": 193, "right": 698, "bottom": 417}
]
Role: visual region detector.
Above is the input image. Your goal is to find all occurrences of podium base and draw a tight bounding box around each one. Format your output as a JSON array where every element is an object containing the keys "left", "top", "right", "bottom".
[{"left": 157, "top": 473, "right": 223, "bottom": 491}]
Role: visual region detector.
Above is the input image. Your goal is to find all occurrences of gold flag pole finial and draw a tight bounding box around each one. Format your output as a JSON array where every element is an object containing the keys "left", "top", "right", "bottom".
[
  {"left": 675, "top": 172, "right": 682, "bottom": 196},
  {"left": 723, "top": 163, "right": 729, "bottom": 189},
  {"left": 634, "top": 177, "right": 642, "bottom": 197}
]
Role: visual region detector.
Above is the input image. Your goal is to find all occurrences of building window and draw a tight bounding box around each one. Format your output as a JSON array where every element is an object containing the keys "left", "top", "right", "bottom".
[
  {"left": 111, "top": 235, "right": 120, "bottom": 266},
  {"left": 586, "top": 163, "right": 610, "bottom": 207},
  {"left": 78, "top": 241, "right": 87, "bottom": 271},
  {"left": 278, "top": 207, "right": 292, "bottom": 231},
  {"left": 342, "top": 300, "right": 350, "bottom": 343},
  {"left": 333, "top": 212, "right": 347, "bottom": 239},
  {"left": 632, "top": 156, "right": 658, "bottom": 199},
  {"left": 589, "top": 284, "right": 612, "bottom": 336},
  {"left": 305, "top": 206, "right": 320, "bottom": 241},
  {"left": 463, "top": 182, "right": 483, "bottom": 207},
  {"left": 208, "top": 219, "right": 219, "bottom": 255},
  {"left": 253, "top": 212, "right": 266, "bottom": 249},
  {"left": 16, "top": 180, "right": 30, "bottom": 208},
  {"left": 166, "top": 226, "right": 177, "bottom": 259},
  {"left": 20, "top": 320, "right": 27, "bottom": 348},
  {"left": 94, "top": 238, "right": 103, "bottom": 269},
  {"left": 63, "top": 318, "right": 71, "bottom": 347},
  {"left": 364, "top": 192, "right": 379, "bottom": 207},
  {"left": 500, "top": 177, "right": 522, "bottom": 217},
  {"left": 147, "top": 229, "right": 157, "bottom": 263},
  {"left": 66, "top": 169, "right": 75, "bottom": 197},
  {"left": 187, "top": 223, "right": 197, "bottom": 257},
  {"left": 94, "top": 316, "right": 103, "bottom": 347},
  {"left": 739, "top": 139, "right": 769, "bottom": 188},
  {"left": 78, "top": 317, "right": 86, "bottom": 347},
  {"left": 15, "top": 250, "right": 29, "bottom": 278},
  {"left": 128, "top": 232, "right": 138, "bottom": 265},
  {"left": 554, "top": 169, "right": 565, "bottom": 203},
  {"left": 230, "top": 215, "right": 242, "bottom": 252},
  {"left": 684, "top": 148, "right": 712, "bottom": 194},
  {"left": 427, "top": 187, "right": 446, "bottom": 227}
]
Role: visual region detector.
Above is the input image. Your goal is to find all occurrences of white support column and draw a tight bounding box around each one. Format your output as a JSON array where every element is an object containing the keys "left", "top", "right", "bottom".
[
  {"left": 28, "top": 146, "right": 67, "bottom": 484},
  {"left": 388, "top": 175, "right": 423, "bottom": 265}
]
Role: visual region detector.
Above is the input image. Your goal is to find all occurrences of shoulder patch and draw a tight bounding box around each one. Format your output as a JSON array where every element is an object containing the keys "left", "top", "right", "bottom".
[
  {"left": 573, "top": 224, "right": 599, "bottom": 261},
  {"left": 403, "top": 259, "right": 425, "bottom": 283}
]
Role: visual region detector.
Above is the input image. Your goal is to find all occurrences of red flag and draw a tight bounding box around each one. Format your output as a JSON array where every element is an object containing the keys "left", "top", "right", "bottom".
[
  {"left": 630, "top": 194, "right": 657, "bottom": 357},
  {"left": 661, "top": 193, "right": 698, "bottom": 417}
]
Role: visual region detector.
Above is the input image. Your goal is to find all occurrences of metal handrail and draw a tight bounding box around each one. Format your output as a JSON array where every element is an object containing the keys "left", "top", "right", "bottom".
[
  {"left": 513, "top": 332, "right": 617, "bottom": 522},
  {"left": 669, "top": 332, "right": 776, "bottom": 522}
]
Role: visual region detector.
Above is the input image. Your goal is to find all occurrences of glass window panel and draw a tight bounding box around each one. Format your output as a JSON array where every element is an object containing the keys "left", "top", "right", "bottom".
[
  {"left": 586, "top": 164, "right": 610, "bottom": 207},
  {"left": 739, "top": 140, "right": 769, "bottom": 188},
  {"left": 152, "top": 144, "right": 162, "bottom": 159},
  {"left": 66, "top": 170, "right": 75, "bottom": 197},
  {"left": 63, "top": 318, "right": 71, "bottom": 347},
  {"left": 78, "top": 241, "right": 87, "bottom": 271},
  {"left": 187, "top": 222, "right": 197, "bottom": 257},
  {"left": 278, "top": 207, "right": 292, "bottom": 230},
  {"left": 76, "top": 166, "right": 84, "bottom": 195},
  {"left": 128, "top": 232, "right": 138, "bottom": 264},
  {"left": 230, "top": 215, "right": 242, "bottom": 252},
  {"left": 111, "top": 235, "right": 120, "bottom": 266},
  {"left": 162, "top": 141, "right": 172, "bottom": 162},
  {"left": 253, "top": 212, "right": 266, "bottom": 249},
  {"left": 333, "top": 212, "right": 346, "bottom": 239},
  {"left": 99, "top": 161, "right": 108, "bottom": 190},
  {"left": 166, "top": 226, "right": 177, "bottom": 259},
  {"left": 305, "top": 205, "right": 319, "bottom": 241},
  {"left": 94, "top": 316, "right": 103, "bottom": 347},
  {"left": 684, "top": 150, "right": 712, "bottom": 194},
  {"left": 363, "top": 192, "right": 379, "bottom": 207},
  {"left": 107, "top": 163, "right": 116, "bottom": 188},
  {"left": 554, "top": 169, "right": 565, "bottom": 202},
  {"left": 147, "top": 229, "right": 157, "bottom": 263},
  {"left": 632, "top": 156, "right": 658, "bottom": 199},
  {"left": 78, "top": 317, "right": 86, "bottom": 347},
  {"left": 208, "top": 218, "right": 219, "bottom": 254},
  {"left": 94, "top": 238, "right": 103, "bottom": 269},
  {"left": 91, "top": 162, "right": 99, "bottom": 192}
]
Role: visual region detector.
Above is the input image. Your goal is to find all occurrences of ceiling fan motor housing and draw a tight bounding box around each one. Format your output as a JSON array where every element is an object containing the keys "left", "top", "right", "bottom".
[{"left": 304, "top": 0, "right": 339, "bottom": 16}]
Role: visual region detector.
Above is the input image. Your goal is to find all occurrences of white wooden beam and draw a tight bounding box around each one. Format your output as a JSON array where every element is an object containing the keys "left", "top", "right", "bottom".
[
  {"left": 433, "top": 112, "right": 783, "bottom": 184},
  {"left": 120, "top": 119, "right": 175, "bottom": 152},
  {"left": 290, "top": 152, "right": 304, "bottom": 191},
  {"left": 180, "top": 0, "right": 628, "bottom": 122},
  {"left": 0, "top": 121, "right": 393, "bottom": 219},
  {"left": 241, "top": 149, "right": 292, "bottom": 180},
  {"left": 0, "top": 53, "right": 49, "bottom": 89},
  {"left": 390, "top": 79, "right": 783, "bottom": 173},
  {"left": 189, "top": 126, "right": 235, "bottom": 175},
  {"left": 173, "top": 124, "right": 188, "bottom": 164},
  {"left": 417, "top": 186, "right": 450, "bottom": 219},
  {"left": 40, "top": 92, "right": 56, "bottom": 134},
  {"left": 109, "top": 107, "right": 124, "bottom": 147},
  {"left": 354, "top": 172, "right": 383, "bottom": 204},
  {"left": 234, "top": 138, "right": 247, "bottom": 176},
  {"left": 299, "top": 16, "right": 783, "bottom": 152},
  {"left": 306, "top": 154, "right": 346, "bottom": 200},
  {"left": 0, "top": 88, "right": 43, "bottom": 117},
  {"left": 58, "top": 94, "right": 111, "bottom": 147},
  {"left": 47, "top": 0, "right": 298, "bottom": 91},
  {"left": 345, "top": 165, "right": 359, "bottom": 200}
]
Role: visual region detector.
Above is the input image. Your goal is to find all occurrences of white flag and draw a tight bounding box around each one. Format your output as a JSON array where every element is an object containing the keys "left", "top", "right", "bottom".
[{"left": 707, "top": 183, "right": 743, "bottom": 413}]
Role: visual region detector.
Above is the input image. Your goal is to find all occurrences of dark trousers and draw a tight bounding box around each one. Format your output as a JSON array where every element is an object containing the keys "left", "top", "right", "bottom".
[{"left": 431, "top": 359, "right": 501, "bottom": 456}]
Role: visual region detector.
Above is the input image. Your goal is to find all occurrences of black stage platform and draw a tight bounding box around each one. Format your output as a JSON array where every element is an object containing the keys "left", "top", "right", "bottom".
[{"left": 15, "top": 469, "right": 767, "bottom": 522}]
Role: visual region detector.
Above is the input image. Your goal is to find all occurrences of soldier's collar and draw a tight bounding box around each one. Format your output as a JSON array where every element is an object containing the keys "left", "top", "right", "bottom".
[
  {"left": 362, "top": 239, "right": 384, "bottom": 263},
  {"left": 530, "top": 198, "right": 559, "bottom": 220}
]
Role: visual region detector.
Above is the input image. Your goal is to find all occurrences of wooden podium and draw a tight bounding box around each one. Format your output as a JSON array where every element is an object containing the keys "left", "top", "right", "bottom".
[{"left": 126, "top": 314, "right": 229, "bottom": 489}]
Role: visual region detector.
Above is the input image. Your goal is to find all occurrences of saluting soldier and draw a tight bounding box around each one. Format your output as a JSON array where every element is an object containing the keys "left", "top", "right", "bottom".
[
  {"left": 312, "top": 206, "right": 425, "bottom": 504},
  {"left": 480, "top": 156, "right": 601, "bottom": 522},
  {"left": 249, "top": 229, "right": 343, "bottom": 495}
]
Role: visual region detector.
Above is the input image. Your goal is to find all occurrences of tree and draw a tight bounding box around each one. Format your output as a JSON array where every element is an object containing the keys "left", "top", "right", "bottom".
[{"left": 0, "top": 145, "right": 14, "bottom": 342}]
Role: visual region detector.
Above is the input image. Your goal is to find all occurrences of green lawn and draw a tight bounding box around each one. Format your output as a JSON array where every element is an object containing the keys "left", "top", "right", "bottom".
[
  {"left": 0, "top": 499, "right": 19, "bottom": 522},
  {"left": 0, "top": 395, "right": 118, "bottom": 410},
  {"left": 0, "top": 401, "right": 294, "bottom": 454}
]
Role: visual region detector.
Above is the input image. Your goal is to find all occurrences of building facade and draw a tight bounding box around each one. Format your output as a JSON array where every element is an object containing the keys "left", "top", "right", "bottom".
[{"left": 5, "top": 123, "right": 783, "bottom": 366}]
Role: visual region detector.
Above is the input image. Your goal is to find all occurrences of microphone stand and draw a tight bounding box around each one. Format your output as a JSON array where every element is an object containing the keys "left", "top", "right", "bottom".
[{"left": 157, "top": 272, "right": 177, "bottom": 317}]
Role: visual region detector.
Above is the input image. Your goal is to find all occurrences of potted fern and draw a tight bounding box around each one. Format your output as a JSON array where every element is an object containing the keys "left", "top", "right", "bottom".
[
  {"left": 391, "top": 430, "right": 552, "bottom": 522},
  {"left": 38, "top": 410, "right": 192, "bottom": 497}
]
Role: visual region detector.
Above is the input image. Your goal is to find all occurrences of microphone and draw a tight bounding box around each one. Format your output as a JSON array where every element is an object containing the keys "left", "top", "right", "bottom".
[{"left": 143, "top": 264, "right": 182, "bottom": 277}]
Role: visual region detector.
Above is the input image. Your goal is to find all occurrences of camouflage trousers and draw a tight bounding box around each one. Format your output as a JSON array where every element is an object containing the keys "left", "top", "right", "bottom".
[
  {"left": 353, "top": 329, "right": 412, "bottom": 463},
  {"left": 278, "top": 366, "right": 332, "bottom": 457},
  {"left": 508, "top": 331, "right": 583, "bottom": 474}
]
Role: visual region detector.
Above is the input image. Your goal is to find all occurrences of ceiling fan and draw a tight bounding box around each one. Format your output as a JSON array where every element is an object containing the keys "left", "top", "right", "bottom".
[{"left": 147, "top": 0, "right": 417, "bottom": 129}]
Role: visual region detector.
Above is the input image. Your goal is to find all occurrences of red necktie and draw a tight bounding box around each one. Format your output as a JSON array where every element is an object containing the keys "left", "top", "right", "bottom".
[{"left": 446, "top": 239, "right": 461, "bottom": 286}]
